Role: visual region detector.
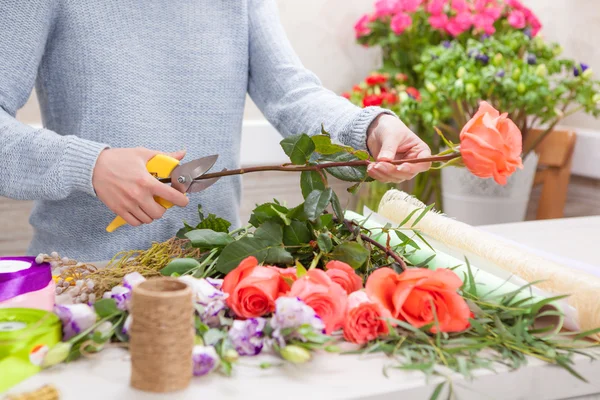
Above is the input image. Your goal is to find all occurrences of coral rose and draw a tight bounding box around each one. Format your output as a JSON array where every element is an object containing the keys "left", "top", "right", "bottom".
[
  {"left": 289, "top": 269, "right": 348, "bottom": 334},
  {"left": 343, "top": 291, "right": 391, "bottom": 344},
  {"left": 366, "top": 267, "right": 470, "bottom": 333},
  {"left": 222, "top": 257, "right": 288, "bottom": 319},
  {"left": 325, "top": 260, "right": 363, "bottom": 295},
  {"left": 459, "top": 101, "right": 523, "bottom": 185}
]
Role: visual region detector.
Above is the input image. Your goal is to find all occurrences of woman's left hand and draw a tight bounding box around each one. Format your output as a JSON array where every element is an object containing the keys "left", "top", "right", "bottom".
[{"left": 366, "top": 114, "right": 432, "bottom": 183}]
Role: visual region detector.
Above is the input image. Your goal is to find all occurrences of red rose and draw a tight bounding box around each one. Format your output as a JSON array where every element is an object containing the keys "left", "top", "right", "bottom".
[{"left": 406, "top": 87, "right": 421, "bottom": 101}]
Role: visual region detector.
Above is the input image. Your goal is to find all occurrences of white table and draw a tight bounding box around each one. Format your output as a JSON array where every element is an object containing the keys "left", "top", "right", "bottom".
[{"left": 6, "top": 217, "right": 600, "bottom": 400}]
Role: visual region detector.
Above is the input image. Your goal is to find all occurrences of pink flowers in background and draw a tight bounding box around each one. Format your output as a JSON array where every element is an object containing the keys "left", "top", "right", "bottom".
[{"left": 355, "top": 0, "right": 543, "bottom": 39}]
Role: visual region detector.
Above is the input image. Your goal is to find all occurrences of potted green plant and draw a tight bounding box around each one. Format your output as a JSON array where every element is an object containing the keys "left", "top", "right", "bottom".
[{"left": 412, "top": 30, "right": 600, "bottom": 224}]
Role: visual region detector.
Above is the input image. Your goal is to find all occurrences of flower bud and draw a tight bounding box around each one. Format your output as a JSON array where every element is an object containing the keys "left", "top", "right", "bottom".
[
  {"left": 517, "top": 83, "right": 526, "bottom": 94},
  {"left": 41, "top": 342, "right": 72, "bottom": 368},
  {"left": 592, "top": 93, "right": 600, "bottom": 104},
  {"left": 280, "top": 345, "right": 311, "bottom": 364},
  {"left": 493, "top": 53, "right": 503, "bottom": 66},
  {"left": 512, "top": 68, "right": 521, "bottom": 80},
  {"left": 454, "top": 79, "right": 464, "bottom": 90},
  {"left": 583, "top": 68, "right": 594, "bottom": 79},
  {"left": 222, "top": 349, "right": 239, "bottom": 363},
  {"left": 535, "top": 64, "right": 548, "bottom": 77},
  {"left": 465, "top": 83, "right": 476, "bottom": 94},
  {"left": 425, "top": 82, "right": 437, "bottom": 93},
  {"left": 456, "top": 67, "right": 467, "bottom": 78},
  {"left": 553, "top": 46, "right": 563, "bottom": 56}
]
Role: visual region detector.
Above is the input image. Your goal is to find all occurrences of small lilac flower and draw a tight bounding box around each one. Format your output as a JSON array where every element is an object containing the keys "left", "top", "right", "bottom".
[
  {"left": 192, "top": 345, "right": 220, "bottom": 376},
  {"left": 523, "top": 27, "right": 533, "bottom": 39},
  {"left": 122, "top": 315, "right": 132, "bottom": 336},
  {"left": 228, "top": 318, "right": 267, "bottom": 356},
  {"left": 442, "top": 40, "right": 452, "bottom": 48},
  {"left": 467, "top": 49, "right": 478, "bottom": 58},
  {"left": 270, "top": 297, "right": 325, "bottom": 347},
  {"left": 54, "top": 304, "right": 97, "bottom": 340},
  {"left": 206, "top": 278, "right": 223, "bottom": 290},
  {"left": 475, "top": 54, "right": 490, "bottom": 65},
  {"left": 574, "top": 63, "right": 589, "bottom": 77},
  {"left": 480, "top": 33, "right": 491, "bottom": 41},
  {"left": 103, "top": 285, "right": 130, "bottom": 311},
  {"left": 179, "top": 276, "right": 229, "bottom": 327},
  {"left": 123, "top": 272, "right": 145, "bottom": 290},
  {"left": 496, "top": 69, "right": 506, "bottom": 78},
  {"left": 527, "top": 54, "right": 537, "bottom": 65}
]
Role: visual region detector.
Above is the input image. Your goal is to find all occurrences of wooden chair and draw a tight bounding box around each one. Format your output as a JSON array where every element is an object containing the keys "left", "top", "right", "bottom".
[{"left": 524, "top": 129, "right": 577, "bottom": 220}]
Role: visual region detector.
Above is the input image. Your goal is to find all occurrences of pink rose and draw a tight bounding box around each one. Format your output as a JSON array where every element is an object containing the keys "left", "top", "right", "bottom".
[
  {"left": 473, "top": 13, "right": 495, "bottom": 34},
  {"left": 325, "top": 261, "right": 363, "bottom": 295},
  {"left": 429, "top": 13, "right": 449, "bottom": 30},
  {"left": 507, "top": 10, "right": 526, "bottom": 29},
  {"left": 446, "top": 12, "right": 473, "bottom": 37},
  {"left": 374, "top": 0, "right": 399, "bottom": 18},
  {"left": 390, "top": 12, "right": 412, "bottom": 34},
  {"left": 354, "top": 14, "right": 372, "bottom": 38},
  {"left": 427, "top": 0, "right": 447, "bottom": 14},
  {"left": 397, "top": 0, "right": 422, "bottom": 13}
]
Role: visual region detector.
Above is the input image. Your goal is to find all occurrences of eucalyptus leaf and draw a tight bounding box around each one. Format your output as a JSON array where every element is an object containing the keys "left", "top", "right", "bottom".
[
  {"left": 330, "top": 242, "right": 369, "bottom": 269},
  {"left": 280, "top": 134, "right": 316, "bottom": 165},
  {"left": 94, "top": 299, "right": 121, "bottom": 318},
  {"left": 304, "top": 188, "right": 333, "bottom": 222},
  {"left": 161, "top": 258, "right": 201, "bottom": 276}
]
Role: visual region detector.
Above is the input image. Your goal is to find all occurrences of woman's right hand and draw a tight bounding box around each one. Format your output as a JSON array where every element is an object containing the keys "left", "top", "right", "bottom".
[{"left": 92, "top": 148, "right": 190, "bottom": 227}]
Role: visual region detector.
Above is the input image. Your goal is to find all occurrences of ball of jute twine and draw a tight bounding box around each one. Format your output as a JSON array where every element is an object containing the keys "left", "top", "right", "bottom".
[{"left": 129, "top": 277, "right": 194, "bottom": 393}]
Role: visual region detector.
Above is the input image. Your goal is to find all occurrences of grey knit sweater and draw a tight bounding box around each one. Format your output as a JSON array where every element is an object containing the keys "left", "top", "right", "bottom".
[{"left": 0, "top": 0, "right": 390, "bottom": 261}]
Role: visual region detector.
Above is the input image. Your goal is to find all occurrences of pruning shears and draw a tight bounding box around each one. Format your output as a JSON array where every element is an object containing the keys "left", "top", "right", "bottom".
[{"left": 106, "top": 154, "right": 222, "bottom": 232}]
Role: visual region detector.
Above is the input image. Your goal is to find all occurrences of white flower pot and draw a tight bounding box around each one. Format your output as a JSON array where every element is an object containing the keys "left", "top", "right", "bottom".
[{"left": 440, "top": 153, "right": 539, "bottom": 226}]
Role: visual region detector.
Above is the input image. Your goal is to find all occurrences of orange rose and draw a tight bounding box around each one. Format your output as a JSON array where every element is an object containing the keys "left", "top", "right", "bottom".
[
  {"left": 343, "top": 291, "right": 391, "bottom": 344},
  {"left": 325, "top": 261, "right": 363, "bottom": 295},
  {"left": 222, "top": 257, "right": 287, "bottom": 319},
  {"left": 460, "top": 101, "right": 523, "bottom": 185},
  {"left": 366, "top": 268, "right": 470, "bottom": 333},
  {"left": 289, "top": 269, "right": 348, "bottom": 334}
]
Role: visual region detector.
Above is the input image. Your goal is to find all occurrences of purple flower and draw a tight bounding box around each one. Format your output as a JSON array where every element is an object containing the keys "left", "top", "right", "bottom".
[
  {"left": 122, "top": 315, "right": 132, "bottom": 336},
  {"left": 179, "top": 276, "right": 229, "bottom": 327},
  {"left": 475, "top": 54, "right": 490, "bottom": 65},
  {"left": 442, "top": 40, "right": 452, "bottom": 48},
  {"left": 574, "top": 63, "right": 589, "bottom": 77},
  {"left": 527, "top": 54, "right": 537, "bottom": 65},
  {"left": 270, "top": 297, "right": 325, "bottom": 347},
  {"left": 54, "top": 304, "right": 97, "bottom": 340},
  {"left": 103, "top": 285, "right": 130, "bottom": 311},
  {"left": 206, "top": 278, "right": 223, "bottom": 290},
  {"left": 227, "top": 318, "right": 266, "bottom": 356},
  {"left": 192, "top": 345, "right": 220, "bottom": 376},
  {"left": 123, "top": 272, "right": 145, "bottom": 290},
  {"left": 480, "top": 33, "right": 491, "bottom": 41},
  {"left": 496, "top": 69, "right": 506, "bottom": 78},
  {"left": 523, "top": 27, "right": 533, "bottom": 39}
]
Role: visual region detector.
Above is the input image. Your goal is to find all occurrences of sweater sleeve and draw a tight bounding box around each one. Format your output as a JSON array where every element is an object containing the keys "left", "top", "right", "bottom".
[
  {"left": 0, "top": 1, "right": 109, "bottom": 201},
  {"left": 247, "top": 0, "right": 395, "bottom": 151}
]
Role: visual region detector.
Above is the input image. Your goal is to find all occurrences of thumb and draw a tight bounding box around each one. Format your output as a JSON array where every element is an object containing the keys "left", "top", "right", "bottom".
[
  {"left": 166, "top": 149, "right": 187, "bottom": 161},
  {"left": 377, "top": 135, "right": 400, "bottom": 161}
]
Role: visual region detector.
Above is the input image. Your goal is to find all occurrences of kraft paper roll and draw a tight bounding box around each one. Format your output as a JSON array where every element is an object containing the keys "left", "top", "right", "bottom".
[
  {"left": 129, "top": 277, "right": 194, "bottom": 393},
  {"left": 376, "top": 189, "right": 600, "bottom": 339}
]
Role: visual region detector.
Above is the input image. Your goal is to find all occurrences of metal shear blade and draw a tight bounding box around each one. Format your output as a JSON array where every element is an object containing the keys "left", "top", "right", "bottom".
[{"left": 170, "top": 154, "right": 219, "bottom": 193}]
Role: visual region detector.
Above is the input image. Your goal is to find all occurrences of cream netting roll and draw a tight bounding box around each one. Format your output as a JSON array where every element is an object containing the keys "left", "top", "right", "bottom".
[{"left": 377, "top": 189, "right": 600, "bottom": 339}]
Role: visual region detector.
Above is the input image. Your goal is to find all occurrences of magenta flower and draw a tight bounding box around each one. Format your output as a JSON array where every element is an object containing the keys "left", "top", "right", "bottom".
[
  {"left": 506, "top": 0, "right": 525, "bottom": 9},
  {"left": 527, "top": 14, "right": 542, "bottom": 36},
  {"left": 398, "top": 0, "right": 422, "bottom": 13},
  {"left": 374, "top": 0, "right": 399, "bottom": 18},
  {"left": 473, "top": 13, "right": 495, "bottom": 34},
  {"left": 446, "top": 12, "right": 473, "bottom": 37},
  {"left": 429, "top": 14, "right": 449, "bottom": 30},
  {"left": 354, "top": 14, "right": 372, "bottom": 38},
  {"left": 427, "top": 0, "right": 447, "bottom": 14},
  {"left": 391, "top": 12, "right": 412, "bottom": 34},
  {"left": 508, "top": 10, "right": 526, "bottom": 29},
  {"left": 451, "top": 0, "right": 470, "bottom": 13}
]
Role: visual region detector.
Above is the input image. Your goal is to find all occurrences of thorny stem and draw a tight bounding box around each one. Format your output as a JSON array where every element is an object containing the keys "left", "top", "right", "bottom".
[
  {"left": 192, "top": 154, "right": 460, "bottom": 181},
  {"left": 342, "top": 219, "right": 408, "bottom": 272}
]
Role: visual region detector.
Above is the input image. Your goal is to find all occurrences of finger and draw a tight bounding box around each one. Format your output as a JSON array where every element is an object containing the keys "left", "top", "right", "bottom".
[
  {"left": 150, "top": 181, "right": 190, "bottom": 208},
  {"left": 120, "top": 211, "right": 143, "bottom": 227},
  {"left": 377, "top": 136, "right": 400, "bottom": 162},
  {"left": 167, "top": 149, "right": 187, "bottom": 161},
  {"left": 128, "top": 205, "right": 154, "bottom": 224},
  {"left": 368, "top": 162, "right": 416, "bottom": 183},
  {"left": 140, "top": 197, "right": 167, "bottom": 220}
]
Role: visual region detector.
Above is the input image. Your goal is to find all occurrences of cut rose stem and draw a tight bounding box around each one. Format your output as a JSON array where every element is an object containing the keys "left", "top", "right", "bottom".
[{"left": 195, "top": 153, "right": 461, "bottom": 181}]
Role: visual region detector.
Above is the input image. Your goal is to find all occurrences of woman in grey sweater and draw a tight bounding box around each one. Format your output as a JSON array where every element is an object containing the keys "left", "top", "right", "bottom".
[{"left": 0, "top": 0, "right": 430, "bottom": 260}]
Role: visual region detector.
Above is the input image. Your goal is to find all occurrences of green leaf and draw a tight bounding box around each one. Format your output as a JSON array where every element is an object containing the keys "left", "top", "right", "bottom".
[
  {"left": 304, "top": 188, "right": 333, "bottom": 222},
  {"left": 429, "top": 382, "right": 446, "bottom": 400},
  {"left": 330, "top": 242, "right": 370, "bottom": 269},
  {"left": 94, "top": 299, "right": 121, "bottom": 318},
  {"left": 319, "top": 152, "right": 368, "bottom": 182},
  {"left": 318, "top": 214, "right": 334, "bottom": 229},
  {"left": 185, "top": 229, "right": 233, "bottom": 248},
  {"left": 330, "top": 191, "right": 345, "bottom": 222},
  {"left": 412, "top": 204, "right": 435, "bottom": 227},
  {"left": 215, "top": 237, "right": 293, "bottom": 273},
  {"left": 312, "top": 135, "right": 348, "bottom": 155},
  {"left": 249, "top": 203, "right": 290, "bottom": 227},
  {"left": 283, "top": 220, "right": 312, "bottom": 246},
  {"left": 254, "top": 221, "right": 284, "bottom": 244},
  {"left": 300, "top": 170, "right": 326, "bottom": 199},
  {"left": 280, "top": 134, "right": 316, "bottom": 165},
  {"left": 295, "top": 260, "right": 308, "bottom": 278},
  {"left": 161, "top": 258, "right": 201, "bottom": 276},
  {"left": 317, "top": 233, "right": 333, "bottom": 253}
]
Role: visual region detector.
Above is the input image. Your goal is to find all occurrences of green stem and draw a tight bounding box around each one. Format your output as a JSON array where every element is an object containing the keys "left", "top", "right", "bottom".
[{"left": 68, "top": 312, "right": 122, "bottom": 345}]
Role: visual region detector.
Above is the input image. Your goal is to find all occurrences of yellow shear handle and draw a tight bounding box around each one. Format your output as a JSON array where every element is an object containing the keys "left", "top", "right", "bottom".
[{"left": 106, "top": 154, "right": 181, "bottom": 233}]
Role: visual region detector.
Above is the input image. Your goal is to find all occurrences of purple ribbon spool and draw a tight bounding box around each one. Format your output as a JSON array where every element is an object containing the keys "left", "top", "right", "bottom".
[{"left": 0, "top": 257, "right": 52, "bottom": 302}]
